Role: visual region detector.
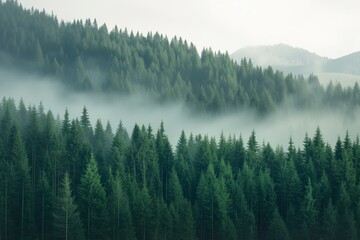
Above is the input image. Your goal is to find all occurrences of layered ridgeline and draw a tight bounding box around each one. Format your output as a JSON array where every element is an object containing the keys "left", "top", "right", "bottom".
[
  {"left": 1, "top": 97, "right": 360, "bottom": 240},
  {"left": 231, "top": 44, "right": 360, "bottom": 76},
  {"left": 231, "top": 44, "right": 328, "bottom": 75},
  {"left": 231, "top": 44, "right": 360, "bottom": 87},
  {"left": 1, "top": 1, "right": 360, "bottom": 114}
]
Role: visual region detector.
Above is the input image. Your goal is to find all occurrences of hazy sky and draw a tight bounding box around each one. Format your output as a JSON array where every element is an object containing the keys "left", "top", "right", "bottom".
[{"left": 18, "top": 0, "right": 360, "bottom": 59}]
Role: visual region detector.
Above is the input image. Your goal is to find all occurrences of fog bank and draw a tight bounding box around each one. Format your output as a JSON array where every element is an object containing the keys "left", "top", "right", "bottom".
[{"left": 0, "top": 68, "right": 359, "bottom": 149}]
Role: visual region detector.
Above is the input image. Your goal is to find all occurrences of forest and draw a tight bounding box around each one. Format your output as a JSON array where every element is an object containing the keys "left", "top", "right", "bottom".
[
  {"left": 1, "top": 1, "right": 360, "bottom": 240},
  {"left": 0, "top": 97, "right": 360, "bottom": 240},
  {"left": 1, "top": 0, "right": 360, "bottom": 114}
]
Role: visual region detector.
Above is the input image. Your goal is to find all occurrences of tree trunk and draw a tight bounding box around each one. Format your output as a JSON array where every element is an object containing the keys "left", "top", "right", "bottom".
[
  {"left": 5, "top": 175, "right": 8, "bottom": 240},
  {"left": 21, "top": 181, "right": 24, "bottom": 240},
  {"left": 42, "top": 193, "right": 44, "bottom": 240},
  {"left": 211, "top": 194, "right": 214, "bottom": 240},
  {"left": 87, "top": 207, "right": 90, "bottom": 240},
  {"left": 117, "top": 191, "right": 120, "bottom": 240},
  {"left": 65, "top": 193, "right": 68, "bottom": 240}
]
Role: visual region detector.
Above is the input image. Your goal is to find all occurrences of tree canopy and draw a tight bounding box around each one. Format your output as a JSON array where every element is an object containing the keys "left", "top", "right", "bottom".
[
  {"left": 0, "top": 97, "right": 360, "bottom": 239},
  {"left": 0, "top": 1, "right": 359, "bottom": 115}
]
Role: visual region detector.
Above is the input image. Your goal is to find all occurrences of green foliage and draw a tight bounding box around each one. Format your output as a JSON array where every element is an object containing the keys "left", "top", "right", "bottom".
[
  {"left": 108, "top": 172, "right": 134, "bottom": 240},
  {"left": 53, "top": 172, "right": 84, "bottom": 240},
  {"left": 1, "top": 98, "right": 360, "bottom": 240},
  {"left": 7, "top": 124, "right": 34, "bottom": 239},
  {"left": 78, "top": 154, "right": 109, "bottom": 239},
  {"left": 130, "top": 181, "right": 153, "bottom": 240},
  {"left": 267, "top": 209, "right": 290, "bottom": 240},
  {"left": 1, "top": 1, "right": 360, "bottom": 115}
]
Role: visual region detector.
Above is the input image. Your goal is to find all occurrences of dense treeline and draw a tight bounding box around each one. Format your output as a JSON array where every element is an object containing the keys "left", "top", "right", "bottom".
[
  {"left": 1, "top": 0, "right": 360, "bottom": 114},
  {"left": 1, "top": 97, "right": 360, "bottom": 240}
]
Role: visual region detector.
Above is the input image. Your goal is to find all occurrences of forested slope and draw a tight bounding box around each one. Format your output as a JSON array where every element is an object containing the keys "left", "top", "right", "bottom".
[
  {"left": 1, "top": 98, "right": 360, "bottom": 240},
  {"left": 1, "top": 1, "right": 360, "bottom": 114}
]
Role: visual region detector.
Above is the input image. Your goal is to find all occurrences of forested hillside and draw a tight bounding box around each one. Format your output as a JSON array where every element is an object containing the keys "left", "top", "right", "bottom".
[
  {"left": 1, "top": 97, "right": 360, "bottom": 240},
  {"left": 1, "top": 1, "right": 360, "bottom": 114}
]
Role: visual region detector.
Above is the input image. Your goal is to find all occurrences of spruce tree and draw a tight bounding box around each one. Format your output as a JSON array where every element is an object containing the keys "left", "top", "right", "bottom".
[
  {"left": 53, "top": 172, "right": 84, "bottom": 240},
  {"left": 267, "top": 209, "right": 290, "bottom": 240},
  {"left": 8, "top": 125, "right": 34, "bottom": 239},
  {"left": 108, "top": 172, "right": 134, "bottom": 240},
  {"left": 78, "top": 155, "right": 109, "bottom": 240}
]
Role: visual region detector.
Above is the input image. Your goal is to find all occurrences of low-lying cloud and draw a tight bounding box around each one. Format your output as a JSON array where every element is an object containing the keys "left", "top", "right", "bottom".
[{"left": 0, "top": 67, "right": 359, "bottom": 149}]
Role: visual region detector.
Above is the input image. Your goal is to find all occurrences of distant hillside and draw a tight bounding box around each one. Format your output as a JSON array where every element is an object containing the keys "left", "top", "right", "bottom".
[
  {"left": 0, "top": 1, "right": 359, "bottom": 114},
  {"left": 231, "top": 44, "right": 327, "bottom": 74},
  {"left": 231, "top": 44, "right": 360, "bottom": 77},
  {"left": 323, "top": 51, "right": 360, "bottom": 75}
]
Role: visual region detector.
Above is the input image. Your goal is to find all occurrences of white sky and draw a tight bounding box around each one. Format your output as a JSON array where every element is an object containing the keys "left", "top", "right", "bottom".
[{"left": 18, "top": 0, "right": 360, "bottom": 59}]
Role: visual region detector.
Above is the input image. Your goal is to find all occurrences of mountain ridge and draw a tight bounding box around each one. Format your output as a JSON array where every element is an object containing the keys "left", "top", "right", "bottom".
[
  {"left": 231, "top": 44, "right": 360, "bottom": 76},
  {"left": 323, "top": 51, "right": 360, "bottom": 75}
]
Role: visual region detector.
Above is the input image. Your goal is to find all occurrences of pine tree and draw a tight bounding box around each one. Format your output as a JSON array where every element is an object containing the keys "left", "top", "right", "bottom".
[
  {"left": 64, "top": 119, "right": 90, "bottom": 188},
  {"left": 156, "top": 122, "right": 174, "bottom": 203},
  {"left": 301, "top": 179, "right": 318, "bottom": 240},
  {"left": 336, "top": 183, "right": 357, "bottom": 240},
  {"left": 80, "top": 106, "right": 92, "bottom": 143},
  {"left": 109, "top": 123, "right": 129, "bottom": 178},
  {"left": 7, "top": 125, "right": 34, "bottom": 239},
  {"left": 195, "top": 163, "right": 235, "bottom": 240},
  {"left": 62, "top": 109, "right": 70, "bottom": 136},
  {"left": 233, "top": 177, "right": 256, "bottom": 240},
  {"left": 247, "top": 130, "right": 259, "bottom": 168},
  {"left": 267, "top": 209, "right": 290, "bottom": 240},
  {"left": 78, "top": 155, "right": 109, "bottom": 240},
  {"left": 130, "top": 180, "right": 153, "bottom": 240},
  {"left": 323, "top": 199, "right": 337, "bottom": 240},
  {"left": 256, "top": 169, "right": 276, "bottom": 238},
  {"left": 53, "top": 172, "right": 84, "bottom": 240},
  {"left": 230, "top": 135, "right": 246, "bottom": 174},
  {"left": 168, "top": 169, "right": 196, "bottom": 240},
  {"left": 94, "top": 119, "right": 107, "bottom": 182},
  {"left": 108, "top": 172, "right": 134, "bottom": 240},
  {"left": 174, "top": 130, "right": 194, "bottom": 200}
]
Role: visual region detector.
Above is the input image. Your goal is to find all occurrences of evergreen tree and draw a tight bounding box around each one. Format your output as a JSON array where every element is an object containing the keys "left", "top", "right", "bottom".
[
  {"left": 65, "top": 119, "right": 90, "bottom": 188},
  {"left": 62, "top": 109, "right": 70, "bottom": 137},
  {"left": 156, "top": 122, "right": 174, "bottom": 203},
  {"left": 233, "top": 177, "right": 256, "bottom": 240},
  {"left": 93, "top": 119, "right": 108, "bottom": 182},
  {"left": 256, "top": 168, "right": 277, "bottom": 238},
  {"left": 109, "top": 122, "right": 129, "bottom": 178},
  {"left": 301, "top": 179, "right": 318, "bottom": 240},
  {"left": 80, "top": 106, "right": 92, "bottom": 143},
  {"left": 130, "top": 181, "right": 153, "bottom": 240},
  {"left": 78, "top": 155, "right": 109, "bottom": 240},
  {"left": 174, "top": 130, "right": 193, "bottom": 200},
  {"left": 7, "top": 125, "right": 34, "bottom": 239},
  {"left": 195, "top": 163, "right": 235, "bottom": 240},
  {"left": 108, "top": 172, "right": 134, "bottom": 240},
  {"left": 168, "top": 169, "right": 196, "bottom": 240},
  {"left": 267, "top": 209, "right": 290, "bottom": 240},
  {"left": 53, "top": 172, "right": 84, "bottom": 240},
  {"left": 336, "top": 183, "right": 357, "bottom": 240},
  {"left": 323, "top": 199, "right": 337, "bottom": 240}
]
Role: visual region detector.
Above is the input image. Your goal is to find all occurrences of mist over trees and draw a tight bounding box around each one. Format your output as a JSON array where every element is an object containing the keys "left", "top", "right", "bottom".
[
  {"left": 1, "top": 1, "right": 360, "bottom": 239},
  {"left": 1, "top": 97, "right": 360, "bottom": 240},
  {"left": 1, "top": 0, "right": 360, "bottom": 114}
]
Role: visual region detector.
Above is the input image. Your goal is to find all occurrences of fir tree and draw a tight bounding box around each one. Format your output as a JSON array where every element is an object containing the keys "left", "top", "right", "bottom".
[{"left": 53, "top": 172, "right": 84, "bottom": 240}]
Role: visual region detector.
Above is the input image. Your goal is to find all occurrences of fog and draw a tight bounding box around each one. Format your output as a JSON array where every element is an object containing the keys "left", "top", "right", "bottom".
[
  {"left": 1, "top": 68, "right": 359, "bottom": 149},
  {"left": 317, "top": 72, "right": 360, "bottom": 88}
]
